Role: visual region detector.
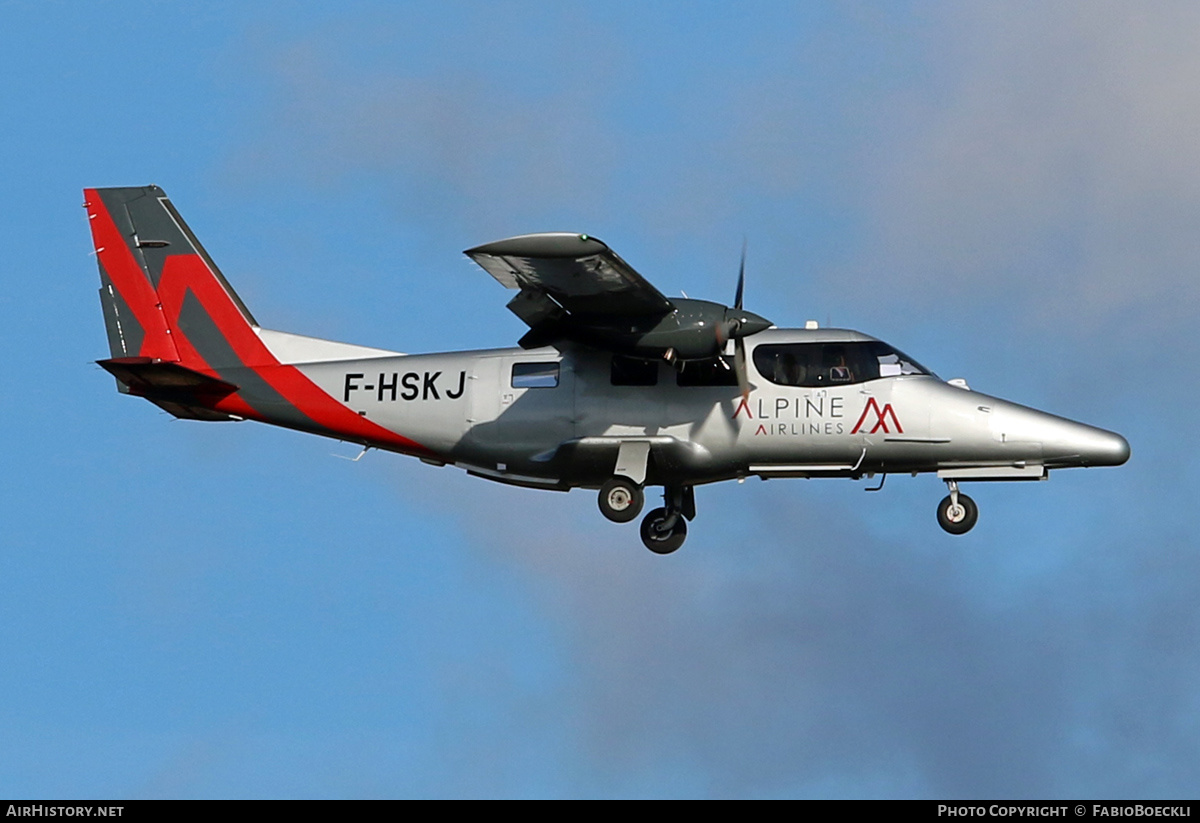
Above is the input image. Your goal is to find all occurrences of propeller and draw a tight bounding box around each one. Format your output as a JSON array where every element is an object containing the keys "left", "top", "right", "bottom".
[
  {"left": 716, "top": 240, "right": 770, "bottom": 400},
  {"left": 735, "top": 237, "right": 746, "bottom": 311}
]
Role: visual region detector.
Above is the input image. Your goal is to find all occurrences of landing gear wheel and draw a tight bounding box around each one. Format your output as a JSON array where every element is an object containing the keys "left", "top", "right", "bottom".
[
  {"left": 640, "top": 507, "right": 688, "bottom": 554},
  {"left": 598, "top": 477, "right": 644, "bottom": 523},
  {"left": 937, "top": 493, "right": 978, "bottom": 535}
]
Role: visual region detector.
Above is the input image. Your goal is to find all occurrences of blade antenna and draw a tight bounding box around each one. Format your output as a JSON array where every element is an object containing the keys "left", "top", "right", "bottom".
[{"left": 333, "top": 444, "right": 372, "bottom": 462}]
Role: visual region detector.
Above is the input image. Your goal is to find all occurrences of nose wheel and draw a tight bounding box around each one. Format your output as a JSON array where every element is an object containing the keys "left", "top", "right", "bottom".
[
  {"left": 937, "top": 480, "right": 978, "bottom": 534},
  {"left": 598, "top": 477, "right": 644, "bottom": 523}
]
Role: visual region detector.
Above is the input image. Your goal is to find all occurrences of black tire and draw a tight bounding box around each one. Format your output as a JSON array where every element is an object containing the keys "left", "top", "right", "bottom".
[
  {"left": 598, "top": 477, "right": 644, "bottom": 523},
  {"left": 640, "top": 507, "right": 687, "bottom": 554},
  {"left": 937, "top": 493, "right": 978, "bottom": 535}
]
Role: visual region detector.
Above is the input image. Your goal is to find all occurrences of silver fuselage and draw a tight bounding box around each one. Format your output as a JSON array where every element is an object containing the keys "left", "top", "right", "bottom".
[{"left": 268, "top": 327, "right": 1129, "bottom": 492}]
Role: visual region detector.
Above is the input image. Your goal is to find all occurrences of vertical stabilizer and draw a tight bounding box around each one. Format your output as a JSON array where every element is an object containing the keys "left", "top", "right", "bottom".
[
  {"left": 85, "top": 185, "right": 258, "bottom": 370},
  {"left": 84, "top": 185, "right": 432, "bottom": 455}
]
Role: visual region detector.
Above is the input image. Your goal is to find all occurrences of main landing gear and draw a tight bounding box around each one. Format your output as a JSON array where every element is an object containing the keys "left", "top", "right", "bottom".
[
  {"left": 598, "top": 480, "right": 695, "bottom": 554},
  {"left": 640, "top": 485, "right": 695, "bottom": 554},
  {"left": 937, "top": 479, "right": 978, "bottom": 535},
  {"left": 640, "top": 508, "right": 687, "bottom": 554},
  {"left": 598, "top": 477, "right": 644, "bottom": 523}
]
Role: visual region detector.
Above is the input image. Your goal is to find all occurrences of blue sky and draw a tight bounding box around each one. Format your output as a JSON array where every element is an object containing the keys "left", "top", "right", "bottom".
[{"left": 1, "top": 1, "right": 1195, "bottom": 798}]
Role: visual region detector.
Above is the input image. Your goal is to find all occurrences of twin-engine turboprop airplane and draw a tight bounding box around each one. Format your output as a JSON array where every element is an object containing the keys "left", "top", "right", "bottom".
[{"left": 86, "top": 186, "right": 1130, "bottom": 553}]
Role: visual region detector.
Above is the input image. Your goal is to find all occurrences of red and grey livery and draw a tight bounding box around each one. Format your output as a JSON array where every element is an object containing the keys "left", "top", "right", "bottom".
[
  {"left": 87, "top": 186, "right": 430, "bottom": 455},
  {"left": 88, "top": 186, "right": 1130, "bottom": 553}
]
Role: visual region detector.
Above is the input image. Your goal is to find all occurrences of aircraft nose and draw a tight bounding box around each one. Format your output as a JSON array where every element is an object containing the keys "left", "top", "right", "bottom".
[
  {"left": 995, "top": 401, "right": 1130, "bottom": 468},
  {"left": 1051, "top": 420, "right": 1130, "bottom": 467},
  {"left": 1087, "top": 429, "right": 1131, "bottom": 467}
]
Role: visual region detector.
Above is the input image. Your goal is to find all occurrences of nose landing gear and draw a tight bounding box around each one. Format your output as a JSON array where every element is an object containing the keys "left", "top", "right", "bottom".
[{"left": 937, "top": 480, "right": 978, "bottom": 534}]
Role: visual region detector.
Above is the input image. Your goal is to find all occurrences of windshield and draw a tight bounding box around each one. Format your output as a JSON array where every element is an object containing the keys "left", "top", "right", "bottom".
[{"left": 752, "top": 341, "right": 934, "bottom": 388}]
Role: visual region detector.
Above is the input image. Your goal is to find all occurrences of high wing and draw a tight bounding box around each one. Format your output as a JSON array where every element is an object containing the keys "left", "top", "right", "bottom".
[
  {"left": 466, "top": 231, "right": 772, "bottom": 365},
  {"left": 465, "top": 232, "right": 674, "bottom": 321}
]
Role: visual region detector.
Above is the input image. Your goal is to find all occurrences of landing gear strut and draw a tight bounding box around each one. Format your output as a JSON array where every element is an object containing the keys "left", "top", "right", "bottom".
[
  {"left": 639, "top": 485, "right": 695, "bottom": 554},
  {"left": 937, "top": 480, "right": 978, "bottom": 535},
  {"left": 598, "top": 476, "right": 644, "bottom": 523}
]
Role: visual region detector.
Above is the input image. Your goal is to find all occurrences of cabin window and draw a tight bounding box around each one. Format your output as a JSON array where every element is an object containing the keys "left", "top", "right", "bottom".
[
  {"left": 611, "top": 355, "right": 658, "bottom": 386},
  {"left": 753, "top": 342, "right": 932, "bottom": 388},
  {"left": 675, "top": 358, "right": 739, "bottom": 387},
  {"left": 511, "top": 361, "right": 560, "bottom": 388}
]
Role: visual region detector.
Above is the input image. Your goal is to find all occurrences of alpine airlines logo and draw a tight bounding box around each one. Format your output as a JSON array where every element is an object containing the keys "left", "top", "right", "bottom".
[
  {"left": 851, "top": 397, "right": 903, "bottom": 434},
  {"left": 732, "top": 394, "right": 902, "bottom": 438}
]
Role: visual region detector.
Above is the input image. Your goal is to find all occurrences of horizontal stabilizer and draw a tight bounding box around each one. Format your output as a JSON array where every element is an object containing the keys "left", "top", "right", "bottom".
[{"left": 98, "top": 357, "right": 240, "bottom": 420}]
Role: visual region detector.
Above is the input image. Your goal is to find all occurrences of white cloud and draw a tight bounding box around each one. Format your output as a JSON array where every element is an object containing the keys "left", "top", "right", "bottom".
[{"left": 848, "top": 4, "right": 1200, "bottom": 333}]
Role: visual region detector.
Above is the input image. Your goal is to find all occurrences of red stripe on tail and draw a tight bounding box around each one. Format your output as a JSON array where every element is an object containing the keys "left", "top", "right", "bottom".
[{"left": 85, "top": 189, "right": 180, "bottom": 362}]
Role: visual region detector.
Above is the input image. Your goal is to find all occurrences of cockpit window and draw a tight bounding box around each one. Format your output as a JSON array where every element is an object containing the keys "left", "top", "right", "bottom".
[{"left": 752, "top": 342, "right": 933, "bottom": 387}]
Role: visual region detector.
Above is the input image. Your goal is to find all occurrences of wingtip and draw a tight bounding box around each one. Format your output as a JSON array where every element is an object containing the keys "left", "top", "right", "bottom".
[{"left": 465, "top": 232, "right": 608, "bottom": 258}]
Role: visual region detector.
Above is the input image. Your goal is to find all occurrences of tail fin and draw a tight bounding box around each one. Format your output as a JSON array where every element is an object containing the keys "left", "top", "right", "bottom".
[
  {"left": 86, "top": 185, "right": 259, "bottom": 371},
  {"left": 84, "top": 186, "right": 432, "bottom": 455}
]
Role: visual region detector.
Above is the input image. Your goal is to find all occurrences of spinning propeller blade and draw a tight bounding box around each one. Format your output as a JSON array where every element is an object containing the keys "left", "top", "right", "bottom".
[{"left": 735, "top": 238, "right": 746, "bottom": 311}]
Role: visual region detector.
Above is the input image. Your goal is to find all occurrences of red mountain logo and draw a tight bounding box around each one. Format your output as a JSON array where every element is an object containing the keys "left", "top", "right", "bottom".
[{"left": 851, "top": 397, "right": 903, "bottom": 434}]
